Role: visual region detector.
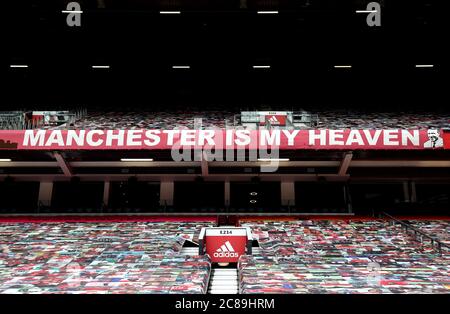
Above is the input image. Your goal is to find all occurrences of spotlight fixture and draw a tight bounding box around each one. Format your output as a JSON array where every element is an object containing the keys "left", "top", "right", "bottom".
[
  {"left": 334, "top": 65, "right": 352, "bottom": 69},
  {"left": 120, "top": 158, "right": 154, "bottom": 162},
  {"left": 92, "top": 65, "right": 110, "bottom": 69},
  {"left": 172, "top": 65, "right": 190, "bottom": 69},
  {"left": 61, "top": 10, "right": 83, "bottom": 13},
  {"left": 355, "top": 10, "right": 377, "bottom": 13},
  {"left": 160, "top": 11, "right": 181, "bottom": 14},
  {"left": 257, "top": 11, "right": 278, "bottom": 14},
  {"left": 257, "top": 158, "right": 289, "bottom": 162}
]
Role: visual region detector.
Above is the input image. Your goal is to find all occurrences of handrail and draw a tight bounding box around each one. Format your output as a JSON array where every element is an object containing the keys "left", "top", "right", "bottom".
[{"left": 380, "top": 212, "right": 450, "bottom": 254}]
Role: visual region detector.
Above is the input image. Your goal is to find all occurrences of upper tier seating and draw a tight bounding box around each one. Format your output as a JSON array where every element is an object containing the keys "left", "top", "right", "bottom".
[
  {"left": 66, "top": 110, "right": 450, "bottom": 130},
  {"left": 3, "top": 109, "right": 449, "bottom": 130}
]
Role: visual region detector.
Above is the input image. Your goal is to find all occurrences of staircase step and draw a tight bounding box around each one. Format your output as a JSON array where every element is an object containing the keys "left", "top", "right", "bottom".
[
  {"left": 180, "top": 248, "right": 200, "bottom": 255},
  {"left": 210, "top": 278, "right": 238, "bottom": 281},
  {"left": 212, "top": 274, "right": 237, "bottom": 277},
  {"left": 210, "top": 280, "right": 238, "bottom": 284},
  {"left": 209, "top": 286, "right": 238, "bottom": 289},
  {"left": 209, "top": 290, "right": 238, "bottom": 294},
  {"left": 208, "top": 266, "right": 239, "bottom": 294},
  {"left": 213, "top": 269, "right": 238, "bottom": 272}
]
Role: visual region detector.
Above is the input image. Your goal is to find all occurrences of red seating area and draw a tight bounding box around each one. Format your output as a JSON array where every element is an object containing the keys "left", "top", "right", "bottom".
[
  {"left": 4, "top": 109, "right": 448, "bottom": 130},
  {"left": 0, "top": 221, "right": 214, "bottom": 294},
  {"left": 70, "top": 110, "right": 450, "bottom": 130},
  {"left": 238, "top": 219, "right": 450, "bottom": 294}
]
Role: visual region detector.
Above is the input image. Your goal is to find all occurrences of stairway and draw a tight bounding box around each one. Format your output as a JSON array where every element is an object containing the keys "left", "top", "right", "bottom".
[
  {"left": 180, "top": 247, "right": 199, "bottom": 255},
  {"left": 207, "top": 268, "right": 239, "bottom": 294}
]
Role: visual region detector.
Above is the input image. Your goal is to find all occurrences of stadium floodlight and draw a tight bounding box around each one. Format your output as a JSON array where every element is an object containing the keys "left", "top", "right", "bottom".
[
  {"left": 415, "top": 65, "right": 434, "bottom": 68},
  {"left": 121, "top": 158, "right": 154, "bottom": 162},
  {"left": 10, "top": 65, "right": 28, "bottom": 68},
  {"left": 253, "top": 65, "right": 271, "bottom": 69},
  {"left": 334, "top": 65, "right": 352, "bottom": 69},
  {"left": 257, "top": 158, "right": 290, "bottom": 162},
  {"left": 61, "top": 10, "right": 83, "bottom": 13},
  {"left": 257, "top": 11, "right": 279, "bottom": 14},
  {"left": 172, "top": 65, "right": 190, "bottom": 69},
  {"left": 249, "top": 192, "right": 258, "bottom": 196},
  {"left": 92, "top": 65, "right": 110, "bottom": 69},
  {"left": 160, "top": 11, "right": 181, "bottom": 14},
  {"left": 0, "top": 159, "right": 12, "bottom": 162}
]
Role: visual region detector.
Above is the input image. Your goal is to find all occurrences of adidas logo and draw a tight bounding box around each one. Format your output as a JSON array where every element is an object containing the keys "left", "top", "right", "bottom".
[
  {"left": 213, "top": 241, "right": 238, "bottom": 258},
  {"left": 268, "top": 116, "right": 279, "bottom": 123}
]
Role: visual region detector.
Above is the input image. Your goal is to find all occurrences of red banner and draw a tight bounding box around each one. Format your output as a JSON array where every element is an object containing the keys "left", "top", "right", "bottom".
[
  {"left": 0, "top": 129, "right": 446, "bottom": 150},
  {"left": 444, "top": 130, "right": 450, "bottom": 150},
  {"left": 204, "top": 228, "right": 248, "bottom": 263}
]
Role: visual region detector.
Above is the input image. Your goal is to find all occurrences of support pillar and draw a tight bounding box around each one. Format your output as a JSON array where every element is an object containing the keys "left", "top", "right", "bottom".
[
  {"left": 281, "top": 181, "right": 295, "bottom": 207},
  {"left": 103, "top": 181, "right": 110, "bottom": 207},
  {"left": 403, "top": 181, "right": 410, "bottom": 203},
  {"left": 410, "top": 181, "right": 417, "bottom": 203},
  {"left": 160, "top": 181, "right": 174, "bottom": 207},
  {"left": 224, "top": 181, "right": 230, "bottom": 207},
  {"left": 38, "top": 181, "right": 53, "bottom": 207}
]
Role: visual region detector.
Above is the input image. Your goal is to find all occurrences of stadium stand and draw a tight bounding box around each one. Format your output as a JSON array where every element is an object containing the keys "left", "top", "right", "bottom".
[
  {"left": 1, "top": 0, "right": 449, "bottom": 300},
  {"left": 315, "top": 110, "right": 450, "bottom": 130},
  {"left": 0, "top": 112, "right": 27, "bottom": 130},
  {"left": 58, "top": 109, "right": 450, "bottom": 130},
  {"left": 0, "top": 221, "right": 213, "bottom": 293},
  {"left": 238, "top": 220, "right": 450, "bottom": 294},
  {"left": 70, "top": 109, "right": 234, "bottom": 130},
  {"left": 407, "top": 220, "right": 450, "bottom": 245},
  {"left": 0, "top": 109, "right": 87, "bottom": 130},
  {"left": 2, "top": 108, "right": 450, "bottom": 130}
]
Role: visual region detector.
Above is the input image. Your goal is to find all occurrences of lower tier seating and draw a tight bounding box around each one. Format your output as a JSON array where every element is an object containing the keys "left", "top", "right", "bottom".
[
  {"left": 0, "top": 222, "right": 213, "bottom": 293},
  {"left": 239, "top": 220, "right": 450, "bottom": 294}
]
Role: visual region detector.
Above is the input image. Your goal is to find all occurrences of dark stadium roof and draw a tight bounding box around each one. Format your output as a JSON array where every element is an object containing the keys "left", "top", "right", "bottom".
[
  {"left": 2, "top": 0, "right": 446, "bottom": 108},
  {"left": 2, "top": 149, "right": 450, "bottom": 182}
]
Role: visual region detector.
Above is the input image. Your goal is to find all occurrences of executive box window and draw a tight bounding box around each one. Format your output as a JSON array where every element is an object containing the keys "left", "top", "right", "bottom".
[
  {"left": 349, "top": 183, "right": 405, "bottom": 213},
  {"left": 110, "top": 181, "right": 160, "bottom": 211},
  {"left": 0, "top": 181, "right": 39, "bottom": 213},
  {"left": 295, "top": 182, "right": 347, "bottom": 213},
  {"left": 52, "top": 181, "right": 104, "bottom": 211},
  {"left": 230, "top": 182, "right": 281, "bottom": 210},
  {"left": 415, "top": 183, "right": 450, "bottom": 210},
  {"left": 174, "top": 182, "right": 224, "bottom": 210}
]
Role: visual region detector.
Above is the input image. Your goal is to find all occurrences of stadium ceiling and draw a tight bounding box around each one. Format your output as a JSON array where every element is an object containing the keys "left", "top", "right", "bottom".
[
  {"left": 2, "top": 0, "right": 446, "bottom": 107},
  {"left": 2, "top": 150, "right": 450, "bottom": 182}
]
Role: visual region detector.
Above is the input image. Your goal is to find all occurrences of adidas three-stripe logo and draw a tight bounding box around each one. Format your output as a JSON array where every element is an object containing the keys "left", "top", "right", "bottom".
[
  {"left": 217, "top": 241, "right": 235, "bottom": 252},
  {"left": 213, "top": 241, "right": 238, "bottom": 258}
]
